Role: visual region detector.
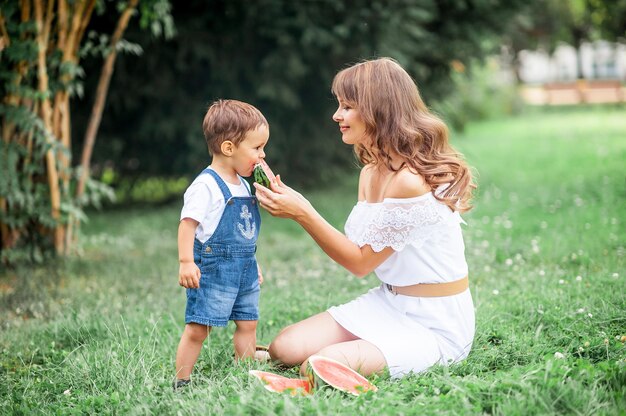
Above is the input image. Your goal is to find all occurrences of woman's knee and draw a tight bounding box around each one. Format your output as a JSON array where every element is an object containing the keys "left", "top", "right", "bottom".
[{"left": 268, "top": 327, "right": 305, "bottom": 365}]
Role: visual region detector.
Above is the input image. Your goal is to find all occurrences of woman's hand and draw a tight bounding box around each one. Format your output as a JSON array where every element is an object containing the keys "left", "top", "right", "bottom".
[
  {"left": 254, "top": 174, "right": 394, "bottom": 277},
  {"left": 253, "top": 175, "right": 312, "bottom": 221}
]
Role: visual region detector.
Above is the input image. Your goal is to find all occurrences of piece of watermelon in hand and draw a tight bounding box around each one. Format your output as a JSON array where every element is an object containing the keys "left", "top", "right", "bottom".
[{"left": 253, "top": 159, "right": 276, "bottom": 188}]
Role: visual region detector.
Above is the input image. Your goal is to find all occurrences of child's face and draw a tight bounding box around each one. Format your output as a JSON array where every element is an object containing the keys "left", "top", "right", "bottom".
[
  {"left": 232, "top": 125, "right": 269, "bottom": 177},
  {"left": 332, "top": 98, "right": 367, "bottom": 145}
]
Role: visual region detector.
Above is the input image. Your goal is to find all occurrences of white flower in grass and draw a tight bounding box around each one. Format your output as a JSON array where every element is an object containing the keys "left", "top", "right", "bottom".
[
  {"left": 558, "top": 279, "right": 565, "bottom": 284},
  {"left": 554, "top": 352, "right": 565, "bottom": 359},
  {"left": 612, "top": 273, "right": 619, "bottom": 278},
  {"left": 577, "top": 308, "right": 585, "bottom": 314},
  {"left": 539, "top": 270, "right": 545, "bottom": 276},
  {"left": 505, "top": 258, "right": 513, "bottom": 266},
  {"left": 492, "top": 289, "right": 499, "bottom": 295},
  {"left": 63, "top": 389, "right": 71, "bottom": 396},
  {"left": 587, "top": 313, "right": 593, "bottom": 318},
  {"left": 574, "top": 196, "right": 584, "bottom": 207},
  {"left": 576, "top": 275, "right": 582, "bottom": 281}
]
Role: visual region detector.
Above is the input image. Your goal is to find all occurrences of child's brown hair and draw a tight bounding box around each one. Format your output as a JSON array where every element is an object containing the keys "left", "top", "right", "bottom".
[
  {"left": 202, "top": 99, "right": 268, "bottom": 155},
  {"left": 331, "top": 58, "right": 475, "bottom": 212}
]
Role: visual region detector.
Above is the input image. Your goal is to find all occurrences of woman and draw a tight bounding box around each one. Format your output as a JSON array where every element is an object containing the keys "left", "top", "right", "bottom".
[{"left": 254, "top": 57, "right": 476, "bottom": 379}]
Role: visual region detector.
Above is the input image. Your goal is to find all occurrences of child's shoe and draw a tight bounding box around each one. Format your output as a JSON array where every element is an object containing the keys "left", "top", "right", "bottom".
[
  {"left": 172, "top": 378, "right": 191, "bottom": 391},
  {"left": 254, "top": 345, "right": 271, "bottom": 362}
]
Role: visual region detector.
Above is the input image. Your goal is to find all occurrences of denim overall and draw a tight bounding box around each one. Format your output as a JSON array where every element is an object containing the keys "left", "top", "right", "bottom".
[{"left": 185, "top": 168, "right": 261, "bottom": 327}]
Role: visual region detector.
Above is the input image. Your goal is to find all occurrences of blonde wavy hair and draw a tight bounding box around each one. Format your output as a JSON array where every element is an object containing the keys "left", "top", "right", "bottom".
[{"left": 331, "top": 57, "right": 475, "bottom": 212}]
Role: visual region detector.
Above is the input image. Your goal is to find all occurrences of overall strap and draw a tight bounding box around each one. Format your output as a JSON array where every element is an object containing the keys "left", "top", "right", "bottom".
[
  {"left": 237, "top": 175, "right": 253, "bottom": 196},
  {"left": 201, "top": 168, "right": 232, "bottom": 200}
]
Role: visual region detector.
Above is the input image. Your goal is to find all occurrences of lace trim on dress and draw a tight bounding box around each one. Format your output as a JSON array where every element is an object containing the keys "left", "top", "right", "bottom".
[{"left": 345, "top": 196, "right": 464, "bottom": 253}]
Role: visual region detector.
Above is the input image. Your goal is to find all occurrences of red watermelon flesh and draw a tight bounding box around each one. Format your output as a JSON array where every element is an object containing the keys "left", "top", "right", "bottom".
[
  {"left": 258, "top": 159, "right": 275, "bottom": 182},
  {"left": 307, "top": 355, "right": 378, "bottom": 396},
  {"left": 257, "top": 159, "right": 276, "bottom": 182},
  {"left": 249, "top": 370, "right": 311, "bottom": 396}
]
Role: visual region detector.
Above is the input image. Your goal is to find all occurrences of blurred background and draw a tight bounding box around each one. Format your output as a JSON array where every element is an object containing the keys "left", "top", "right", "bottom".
[{"left": 1, "top": 0, "right": 625, "bottom": 262}]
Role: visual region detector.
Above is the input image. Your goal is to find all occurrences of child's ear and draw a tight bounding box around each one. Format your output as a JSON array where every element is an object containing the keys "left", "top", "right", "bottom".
[{"left": 220, "top": 140, "right": 234, "bottom": 156}]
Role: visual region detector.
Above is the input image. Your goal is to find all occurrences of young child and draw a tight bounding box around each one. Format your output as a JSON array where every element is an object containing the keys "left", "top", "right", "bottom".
[
  {"left": 253, "top": 57, "right": 475, "bottom": 387},
  {"left": 174, "top": 99, "right": 269, "bottom": 390}
]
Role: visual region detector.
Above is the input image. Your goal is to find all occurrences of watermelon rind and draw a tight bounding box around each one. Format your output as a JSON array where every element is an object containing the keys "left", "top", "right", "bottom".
[
  {"left": 249, "top": 370, "right": 311, "bottom": 396},
  {"left": 307, "top": 355, "right": 378, "bottom": 396}
]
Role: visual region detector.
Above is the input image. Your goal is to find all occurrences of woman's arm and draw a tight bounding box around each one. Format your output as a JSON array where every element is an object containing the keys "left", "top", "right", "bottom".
[{"left": 253, "top": 176, "right": 394, "bottom": 277}]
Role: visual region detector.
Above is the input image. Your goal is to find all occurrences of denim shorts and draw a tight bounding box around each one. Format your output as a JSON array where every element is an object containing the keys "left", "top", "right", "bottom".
[{"left": 185, "top": 242, "right": 260, "bottom": 327}]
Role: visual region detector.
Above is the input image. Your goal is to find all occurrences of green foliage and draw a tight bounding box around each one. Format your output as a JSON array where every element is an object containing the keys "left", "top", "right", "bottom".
[
  {"left": 505, "top": 0, "right": 626, "bottom": 54},
  {"left": 0, "top": 0, "right": 173, "bottom": 263},
  {"left": 434, "top": 58, "right": 526, "bottom": 132},
  {"left": 0, "top": 104, "right": 63, "bottom": 263},
  {"left": 1, "top": 107, "right": 624, "bottom": 414},
  {"left": 72, "top": 0, "right": 529, "bottom": 188}
]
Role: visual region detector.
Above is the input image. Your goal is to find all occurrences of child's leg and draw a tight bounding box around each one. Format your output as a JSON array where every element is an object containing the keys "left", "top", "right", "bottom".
[
  {"left": 175, "top": 323, "right": 211, "bottom": 380},
  {"left": 300, "top": 339, "right": 387, "bottom": 377},
  {"left": 233, "top": 320, "right": 257, "bottom": 360}
]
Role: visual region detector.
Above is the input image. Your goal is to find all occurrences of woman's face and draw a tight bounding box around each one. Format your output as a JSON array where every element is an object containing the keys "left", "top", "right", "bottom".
[{"left": 332, "top": 98, "right": 367, "bottom": 145}]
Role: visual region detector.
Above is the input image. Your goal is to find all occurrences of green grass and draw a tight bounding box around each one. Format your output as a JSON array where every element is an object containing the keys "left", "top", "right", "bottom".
[{"left": 1, "top": 105, "right": 625, "bottom": 415}]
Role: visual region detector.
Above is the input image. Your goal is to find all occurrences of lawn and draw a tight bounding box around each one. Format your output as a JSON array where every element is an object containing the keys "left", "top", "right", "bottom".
[{"left": 1, "top": 105, "right": 625, "bottom": 415}]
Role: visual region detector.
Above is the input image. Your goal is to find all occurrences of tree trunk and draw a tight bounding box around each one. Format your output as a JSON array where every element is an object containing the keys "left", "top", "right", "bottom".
[
  {"left": 35, "top": 0, "right": 65, "bottom": 254},
  {"left": 76, "top": 0, "right": 139, "bottom": 199}
]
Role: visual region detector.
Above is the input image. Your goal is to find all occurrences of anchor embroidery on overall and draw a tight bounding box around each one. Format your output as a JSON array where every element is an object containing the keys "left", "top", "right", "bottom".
[{"left": 237, "top": 205, "right": 256, "bottom": 239}]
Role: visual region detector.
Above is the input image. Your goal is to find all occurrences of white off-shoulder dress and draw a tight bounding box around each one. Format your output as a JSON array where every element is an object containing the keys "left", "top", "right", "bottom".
[{"left": 327, "top": 192, "right": 475, "bottom": 378}]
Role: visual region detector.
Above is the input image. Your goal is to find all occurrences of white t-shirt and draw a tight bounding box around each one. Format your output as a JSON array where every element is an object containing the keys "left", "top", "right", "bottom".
[{"left": 180, "top": 168, "right": 252, "bottom": 243}]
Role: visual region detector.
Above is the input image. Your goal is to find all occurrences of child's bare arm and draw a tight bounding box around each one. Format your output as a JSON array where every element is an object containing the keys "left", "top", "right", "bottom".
[
  {"left": 257, "top": 262, "right": 263, "bottom": 284},
  {"left": 178, "top": 218, "right": 201, "bottom": 288}
]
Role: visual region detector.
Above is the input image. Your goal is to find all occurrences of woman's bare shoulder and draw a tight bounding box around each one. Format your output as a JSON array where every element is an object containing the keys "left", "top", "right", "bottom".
[
  {"left": 385, "top": 168, "right": 431, "bottom": 199},
  {"left": 357, "top": 164, "right": 375, "bottom": 200},
  {"left": 358, "top": 164, "right": 376, "bottom": 184}
]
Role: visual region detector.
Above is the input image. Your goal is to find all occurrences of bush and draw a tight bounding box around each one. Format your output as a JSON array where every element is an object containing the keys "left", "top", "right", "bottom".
[{"left": 434, "top": 57, "right": 526, "bottom": 132}]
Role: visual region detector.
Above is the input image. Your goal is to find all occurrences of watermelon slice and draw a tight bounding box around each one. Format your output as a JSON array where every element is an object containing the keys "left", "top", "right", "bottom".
[
  {"left": 249, "top": 370, "right": 311, "bottom": 396},
  {"left": 306, "top": 355, "right": 378, "bottom": 396},
  {"left": 253, "top": 159, "right": 276, "bottom": 188}
]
